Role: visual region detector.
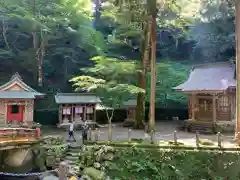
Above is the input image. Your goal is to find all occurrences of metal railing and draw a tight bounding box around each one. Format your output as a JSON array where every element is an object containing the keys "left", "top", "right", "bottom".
[{"left": 0, "top": 127, "right": 40, "bottom": 139}]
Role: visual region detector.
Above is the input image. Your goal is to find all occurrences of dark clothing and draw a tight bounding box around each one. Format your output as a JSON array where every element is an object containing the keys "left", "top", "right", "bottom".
[
  {"left": 82, "top": 123, "right": 89, "bottom": 144},
  {"left": 68, "top": 130, "right": 76, "bottom": 141}
]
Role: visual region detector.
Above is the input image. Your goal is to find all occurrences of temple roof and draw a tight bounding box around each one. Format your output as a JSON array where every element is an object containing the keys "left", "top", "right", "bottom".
[
  {"left": 55, "top": 93, "right": 137, "bottom": 107},
  {"left": 0, "top": 73, "right": 44, "bottom": 98},
  {"left": 173, "top": 62, "right": 236, "bottom": 92},
  {"left": 55, "top": 93, "right": 101, "bottom": 104}
]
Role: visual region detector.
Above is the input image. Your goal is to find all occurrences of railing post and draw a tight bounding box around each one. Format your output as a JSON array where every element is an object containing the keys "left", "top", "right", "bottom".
[
  {"left": 88, "top": 128, "right": 92, "bottom": 141},
  {"left": 174, "top": 131, "right": 178, "bottom": 145},
  {"left": 36, "top": 128, "right": 41, "bottom": 138},
  {"left": 150, "top": 130, "right": 154, "bottom": 144},
  {"left": 98, "top": 130, "right": 101, "bottom": 141},
  {"left": 128, "top": 128, "right": 132, "bottom": 142},
  {"left": 195, "top": 131, "right": 200, "bottom": 148},
  {"left": 217, "top": 132, "right": 222, "bottom": 148},
  {"left": 95, "top": 128, "right": 98, "bottom": 141}
]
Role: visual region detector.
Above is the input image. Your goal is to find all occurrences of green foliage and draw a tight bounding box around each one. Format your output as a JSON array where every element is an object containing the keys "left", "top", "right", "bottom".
[
  {"left": 0, "top": 0, "right": 104, "bottom": 93},
  {"left": 106, "top": 147, "right": 240, "bottom": 180},
  {"left": 146, "top": 61, "right": 189, "bottom": 107},
  {"left": 70, "top": 56, "right": 144, "bottom": 112}
]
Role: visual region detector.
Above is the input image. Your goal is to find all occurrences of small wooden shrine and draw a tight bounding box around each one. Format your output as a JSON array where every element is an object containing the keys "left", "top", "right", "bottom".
[
  {"left": 0, "top": 73, "right": 44, "bottom": 125},
  {"left": 55, "top": 93, "right": 101, "bottom": 127},
  {"left": 124, "top": 99, "right": 137, "bottom": 121},
  {"left": 173, "top": 62, "right": 236, "bottom": 132}
]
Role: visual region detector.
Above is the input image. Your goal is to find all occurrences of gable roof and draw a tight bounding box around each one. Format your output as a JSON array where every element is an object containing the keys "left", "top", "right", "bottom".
[
  {"left": 55, "top": 93, "right": 137, "bottom": 107},
  {"left": 0, "top": 73, "right": 44, "bottom": 98},
  {"left": 55, "top": 93, "right": 101, "bottom": 104},
  {"left": 173, "top": 62, "right": 236, "bottom": 92}
]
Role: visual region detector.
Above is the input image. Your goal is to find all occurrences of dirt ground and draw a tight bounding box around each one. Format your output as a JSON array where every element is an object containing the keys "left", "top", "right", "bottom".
[{"left": 42, "top": 121, "right": 236, "bottom": 147}]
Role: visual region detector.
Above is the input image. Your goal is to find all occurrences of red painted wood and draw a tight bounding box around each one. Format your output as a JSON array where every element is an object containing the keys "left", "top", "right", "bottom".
[{"left": 7, "top": 105, "right": 24, "bottom": 123}]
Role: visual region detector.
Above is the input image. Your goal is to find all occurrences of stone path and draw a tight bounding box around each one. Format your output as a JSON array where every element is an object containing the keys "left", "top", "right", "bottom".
[{"left": 64, "top": 143, "right": 81, "bottom": 170}]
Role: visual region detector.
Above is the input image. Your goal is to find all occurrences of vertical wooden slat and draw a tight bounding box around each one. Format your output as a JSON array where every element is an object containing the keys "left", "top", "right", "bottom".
[
  {"left": 188, "top": 95, "right": 192, "bottom": 119},
  {"left": 59, "top": 105, "right": 62, "bottom": 124},
  {"left": 84, "top": 104, "right": 87, "bottom": 121},
  {"left": 71, "top": 104, "right": 74, "bottom": 122},
  {"left": 235, "top": 0, "right": 240, "bottom": 140},
  {"left": 192, "top": 94, "right": 196, "bottom": 120},
  {"left": 213, "top": 95, "right": 217, "bottom": 122}
]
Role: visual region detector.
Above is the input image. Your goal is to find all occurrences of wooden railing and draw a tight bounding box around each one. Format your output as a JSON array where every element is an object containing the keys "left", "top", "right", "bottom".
[{"left": 0, "top": 128, "right": 40, "bottom": 139}]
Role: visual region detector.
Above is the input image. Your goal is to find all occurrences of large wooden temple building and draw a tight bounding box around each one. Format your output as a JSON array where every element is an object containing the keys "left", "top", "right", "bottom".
[
  {"left": 0, "top": 73, "right": 44, "bottom": 125},
  {"left": 174, "top": 62, "right": 236, "bottom": 132}
]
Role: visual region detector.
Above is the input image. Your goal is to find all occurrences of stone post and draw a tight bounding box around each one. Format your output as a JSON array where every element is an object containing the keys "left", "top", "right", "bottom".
[
  {"left": 195, "top": 131, "right": 200, "bottom": 148},
  {"left": 58, "top": 161, "right": 69, "bottom": 180},
  {"left": 173, "top": 131, "right": 178, "bottom": 145}
]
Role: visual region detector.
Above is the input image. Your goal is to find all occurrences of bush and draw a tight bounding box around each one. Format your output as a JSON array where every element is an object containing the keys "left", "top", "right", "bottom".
[{"left": 106, "top": 147, "right": 240, "bottom": 180}]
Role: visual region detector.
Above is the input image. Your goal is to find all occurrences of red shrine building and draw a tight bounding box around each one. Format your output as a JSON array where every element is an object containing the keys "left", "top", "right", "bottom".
[{"left": 0, "top": 73, "right": 44, "bottom": 125}]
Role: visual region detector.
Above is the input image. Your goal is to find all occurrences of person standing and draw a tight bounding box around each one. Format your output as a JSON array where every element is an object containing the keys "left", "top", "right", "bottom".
[
  {"left": 82, "top": 121, "right": 89, "bottom": 144},
  {"left": 68, "top": 121, "right": 76, "bottom": 142}
]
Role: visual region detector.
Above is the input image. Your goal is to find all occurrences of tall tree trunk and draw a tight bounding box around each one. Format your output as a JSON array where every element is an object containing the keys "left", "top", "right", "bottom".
[
  {"left": 148, "top": 0, "right": 157, "bottom": 131},
  {"left": 135, "top": 18, "right": 151, "bottom": 129},
  {"left": 93, "top": 0, "right": 101, "bottom": 27},
  {"left": 235, "top": 0, "right": 240, "bottom": 142},
  {"left": 32, "top": 0, "right": 43, "bottom": 87}
]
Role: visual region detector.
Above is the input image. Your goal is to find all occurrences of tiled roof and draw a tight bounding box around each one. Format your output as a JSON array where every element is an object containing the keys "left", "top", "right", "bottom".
[
  {"left": 55, "top": 93, "right": 137, "bottom": 107},
  {"left": 123, "top": 99, "right": 137, "bottom": 106},
  {"left": 173, "top": 62, "right": 235, "bottom": 92},
  {"left": 0, "top": 72, "right": 44, "bottom": 98},
  {"left": 0, "top": 91, "right": 36, "bottom": 99},
  {"left": 55, "top": 93, "right": 101, "bottom": 104}
]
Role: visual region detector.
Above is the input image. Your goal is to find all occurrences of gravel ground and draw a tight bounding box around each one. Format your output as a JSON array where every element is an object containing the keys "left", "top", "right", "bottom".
[{"left": 42, "top": 121, "right": 237, "bottom": 147}]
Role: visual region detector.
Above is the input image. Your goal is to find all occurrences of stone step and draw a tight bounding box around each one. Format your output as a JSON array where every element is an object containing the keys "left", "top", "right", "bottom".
[
  {"left": 68, "top": 148, "right": 81, "bottom": 153},
  {"left": 65, "top": 155, "right": 78, "bottom": 161},
  {"left": 66, "top": 152, "right": 79, "bottom": 157},
  {"left": 69, "top": 144, "right": 82, "bottom": 149},
  {"left": 64, "top": 159, "right": 75, "bottom": 166}
]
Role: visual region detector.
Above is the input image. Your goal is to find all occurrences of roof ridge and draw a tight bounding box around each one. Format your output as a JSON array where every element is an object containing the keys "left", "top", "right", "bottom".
[
  {"left": 192, "top": 61, "right": 234, "bottom": 69},
  {"left": 0, "top": 73, "right": 41, "bottom": 94},
  {"left": 56, "top": 93, "right": 97, "bottom": 96},
  {"left": 11, "top": 72, "right": 22, "bottom": 81}
]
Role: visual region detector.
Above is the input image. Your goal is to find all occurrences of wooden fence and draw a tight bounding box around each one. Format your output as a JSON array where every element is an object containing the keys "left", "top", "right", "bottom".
[{"left": 86, "top": 128, "right": 237, "bottom": 149}]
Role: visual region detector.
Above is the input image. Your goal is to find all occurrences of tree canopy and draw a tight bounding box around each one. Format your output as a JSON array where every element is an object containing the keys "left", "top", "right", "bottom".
[{"left": 0, "top": 0, "right": 236, "bottom": 109}]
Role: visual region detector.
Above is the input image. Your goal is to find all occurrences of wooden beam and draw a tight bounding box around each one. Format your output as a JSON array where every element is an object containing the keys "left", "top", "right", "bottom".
[
  {"left": 236, "top": 0, "right": 240, "bottom": 140},
  {"left": 213, "top": 95, "right": 217, "bottom": 122},
  {"left": 59, "top": 105, "right": 62, "bottom": 124},
  {"left": 191, "top": 94, "right": 196, "bottom": 120},
  {"left": 93, "top": 105, "right": 96, "bottom": 122},
  {"left": 83, "top": 104, "right": 86, "bottom": 121},
  {"left": 71, "top": 104, "right": 74, "bottom": 122}
]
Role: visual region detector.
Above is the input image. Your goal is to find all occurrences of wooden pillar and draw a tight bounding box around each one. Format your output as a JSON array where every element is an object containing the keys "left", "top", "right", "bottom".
[
  {"left": 235, "top": 0, "right": 240, "bottom": 140},
  {"left": 71, "top": 104, "right": 74, "bottom": 122},
  {"left": 191, "top": 94, "right": 196, "bottom": 120},
  {"left": 93, "top": 105, "right": 96, "bottom": 122},
  {"left": 59, "top": 105, "right": 62, "bottom": 124},
  {"left": 84, "top": 104, "right": 86, "bottom": 121},
  {"left": 133, "top": 107, "right": 136, "bottom": 120},
  {"left": 213, "top": 95, "right": 217, "bottom": 122},
  {"left": 4, "top": 102, "right": 7, "bottom": 125}
]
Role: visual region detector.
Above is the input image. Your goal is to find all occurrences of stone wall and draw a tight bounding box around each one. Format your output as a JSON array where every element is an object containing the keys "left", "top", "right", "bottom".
[{"left": 0, "top": 136, "right": 68, "bottom": 173}]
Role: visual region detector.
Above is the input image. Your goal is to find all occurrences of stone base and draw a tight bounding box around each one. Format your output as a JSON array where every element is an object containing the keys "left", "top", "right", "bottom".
[
  {"left": 182, "top": 119, "right": 235, "bottom": 134},
  {"left": 215, "top": 121, "right": 235, "bottom": 133}
]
